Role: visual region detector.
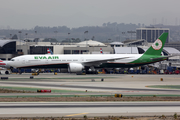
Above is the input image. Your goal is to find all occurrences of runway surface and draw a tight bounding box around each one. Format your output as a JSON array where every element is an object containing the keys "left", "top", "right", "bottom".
[
  {"left": 0, "top": 73, "right": 180, "bottom": 117},
  {"left": 1, "top": 73, "right": 180, "bottom": 96},
  {"left": 1, "top": 81, "right": 180, "bottom": 96},
  {"left": 0, "top": 102, "right": 180, "bottom": 117},
  {"left": 1, "top": 81, "right": 180, "bottom": 92}
]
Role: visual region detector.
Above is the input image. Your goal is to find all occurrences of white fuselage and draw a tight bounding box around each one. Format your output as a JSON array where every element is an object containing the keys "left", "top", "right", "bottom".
[{"left": 8, "top": 54, "right": 143, "bottom": 68}]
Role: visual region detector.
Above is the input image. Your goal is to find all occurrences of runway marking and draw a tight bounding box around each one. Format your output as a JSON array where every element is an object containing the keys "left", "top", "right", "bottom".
[{"left": 66, "top": 112, "right": 89, "bottom": 117}]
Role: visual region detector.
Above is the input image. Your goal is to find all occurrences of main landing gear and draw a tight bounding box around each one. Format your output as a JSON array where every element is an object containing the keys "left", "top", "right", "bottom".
[{"left": 85, "top": 67, "right": 98, "bottom": 74}]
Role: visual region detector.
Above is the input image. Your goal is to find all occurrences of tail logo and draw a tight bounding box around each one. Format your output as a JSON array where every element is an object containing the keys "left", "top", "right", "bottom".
[
  {"left": 47, "top": 49, "right": 51, "bottom": 54},
  {"left": 152, "top": 39, "right": 162, "bottom": 50},
  {"left": 100, "top": 48, "right": 103, "bottom": 54}
]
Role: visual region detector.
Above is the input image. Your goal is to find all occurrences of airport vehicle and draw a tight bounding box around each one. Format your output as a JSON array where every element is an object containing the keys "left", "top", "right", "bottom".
[{"left": 8, "top": 33, "right": 170, "bottom": 73}]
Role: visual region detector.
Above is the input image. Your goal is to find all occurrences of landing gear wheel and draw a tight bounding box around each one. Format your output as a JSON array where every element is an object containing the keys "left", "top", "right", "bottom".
[{"left": 5, "top": 71, "right": 9, "bottom": 74}]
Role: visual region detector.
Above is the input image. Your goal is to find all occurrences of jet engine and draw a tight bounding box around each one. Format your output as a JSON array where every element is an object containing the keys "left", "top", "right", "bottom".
[{"left": 68, "top": 63, "right": 84, "bottom": 73}]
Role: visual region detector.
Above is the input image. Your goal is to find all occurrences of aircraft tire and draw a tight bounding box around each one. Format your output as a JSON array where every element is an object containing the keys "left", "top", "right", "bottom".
[{"left": 5, "top": 71, "right": 9, "bottom": 74}]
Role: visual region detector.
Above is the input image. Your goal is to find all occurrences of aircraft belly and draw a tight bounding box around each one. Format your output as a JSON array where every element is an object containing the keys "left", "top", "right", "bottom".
[
  {"left": 17, "top": 63, "right": 68, "bottom": 69},
  {"left": 114, "top": 58, "right": 135, "bottom": 63},
  {"left": 99, "top": 62, "right": 146, "bottom": 68}
]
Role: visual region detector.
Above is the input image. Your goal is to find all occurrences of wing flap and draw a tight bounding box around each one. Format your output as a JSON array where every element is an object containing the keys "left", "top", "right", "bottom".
[{"left": 83, "top": 57, "right": 130, "bottom": 66}]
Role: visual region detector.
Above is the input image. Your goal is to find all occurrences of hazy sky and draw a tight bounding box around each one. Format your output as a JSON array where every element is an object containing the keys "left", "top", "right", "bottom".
[{"left": 0, "top": 0, "right": 180, "bottom": 29}]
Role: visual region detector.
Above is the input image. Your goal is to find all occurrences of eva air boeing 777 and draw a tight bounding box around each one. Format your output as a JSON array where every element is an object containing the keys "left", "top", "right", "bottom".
[{"left": 8, "top": 33, "right": 170, "bottom": 73}]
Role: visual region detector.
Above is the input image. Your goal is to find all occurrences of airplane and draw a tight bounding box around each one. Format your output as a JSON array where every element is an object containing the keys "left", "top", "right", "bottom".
[
  {"left": 0, "top": 60, "right": 11, "bottom": 74},
  {"left": 8, "top": 33, "right": 171, "bottom": 73},
  {"left": 0, "top": 48, "right": 53, "bottom": 74},
  {"left": 0, "top": 48, "right": 54, "bottom": 74}
]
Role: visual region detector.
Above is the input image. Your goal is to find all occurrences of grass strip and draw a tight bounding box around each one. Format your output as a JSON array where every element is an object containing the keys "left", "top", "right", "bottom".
[{"left": 0, "top": 86, "right": 89, "bottom": 93}]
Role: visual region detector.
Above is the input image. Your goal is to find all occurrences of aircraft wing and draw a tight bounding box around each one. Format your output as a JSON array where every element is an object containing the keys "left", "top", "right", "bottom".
[
  {"left": 82, "top": 57, "right": 130, "bottom": 66},
  {"left": 150, "top": 55, "right": 174, "bottom": 61}
]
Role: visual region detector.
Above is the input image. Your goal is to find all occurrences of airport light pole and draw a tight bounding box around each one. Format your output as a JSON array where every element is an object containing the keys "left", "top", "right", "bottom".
[
  {"left": 35, "top": 31, "right": 37, "bottom": 44},
  {"left": 18, "top": 31, "right": 22, "bottom": 40},
  {"left": 25, "top": 33, "right": 28, "bottom": 45},
  {"left": 127, "top": 30, "right": 136, "bottom": 40},
  {"left": 18, "top": 31, "right": 22, "bottom": 49},
  {"left": 121, "top": 32, "right": 125, "bottom": 42},
  {"left": 35, "top": 31, "right": 37, "bottom": 36},
  {"left": 108, "top": 38, "right": 111, "bottom": 43},
  {"left": 25, "top": 33, "right": 28, "bottom": 39},
  {"left": 68, "top": 33, "right": 70, "bottom": 44},
  {"left": 84, "top": 31, "right": 88, "bottom": 53},
  {"left": 10, "top": 34, "right": 12, "bottom": 39}
]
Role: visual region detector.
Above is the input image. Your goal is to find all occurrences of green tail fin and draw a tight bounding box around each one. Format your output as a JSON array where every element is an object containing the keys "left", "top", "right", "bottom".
[{"left": 144, "top": 32, "right": 168, "bottom": 56}]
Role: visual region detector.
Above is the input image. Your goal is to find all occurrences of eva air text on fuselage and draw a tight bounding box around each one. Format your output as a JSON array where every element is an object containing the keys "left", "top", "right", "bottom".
[{"left": 34, "top": 56, "right": 59, "bottom": 59}]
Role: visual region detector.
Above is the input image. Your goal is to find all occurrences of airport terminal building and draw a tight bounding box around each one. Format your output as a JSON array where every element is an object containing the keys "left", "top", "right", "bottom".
[
  {"left": 0, "top": 28, "right": 180, "bottom": 69},
  {"left": 0, "top": 40, "right": 16, "bottom": 60},
  {"left": 136, "top": 27, "right": 170, "bottom": 43}
]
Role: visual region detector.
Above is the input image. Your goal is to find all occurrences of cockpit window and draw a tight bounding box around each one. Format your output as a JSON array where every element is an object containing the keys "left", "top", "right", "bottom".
[{"left": 10, "top": 59, "right": 15, "bottom": 61}]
